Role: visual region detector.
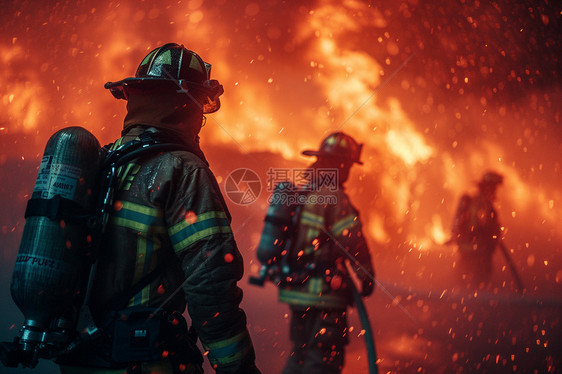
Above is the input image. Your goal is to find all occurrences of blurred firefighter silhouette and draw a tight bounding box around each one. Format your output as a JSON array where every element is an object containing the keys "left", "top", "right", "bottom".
[
  {"left": 53, "top": 43, "right": 261, "bottom": 374},
  {"left": 255, "top": 132, "right": 375, "bottom": 374},
  {"left": 451, "top": 171, "right": 505, "bottom": 288}
]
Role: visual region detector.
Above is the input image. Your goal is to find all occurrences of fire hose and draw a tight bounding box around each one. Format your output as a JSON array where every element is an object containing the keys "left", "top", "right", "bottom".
[
  {"left": 347, "top": 273, "right": 379, "bottom": 374},
  {"left": 498, "top": 241, "right": 525, "bottom": 291},
  {"left": 443, "top": 238, "right": 525, "bottom": 292}
]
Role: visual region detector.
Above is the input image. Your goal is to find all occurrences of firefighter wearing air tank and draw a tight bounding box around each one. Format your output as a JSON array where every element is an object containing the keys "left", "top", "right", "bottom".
[
  {"left": 451, "top": 171, "right": 504, "bottom": 287},
  {"left": 258, "top": 133, "right": 375, "bottom": 374},
  {"left": 56, "top": 43, "right": 260, "bottom": 374}
]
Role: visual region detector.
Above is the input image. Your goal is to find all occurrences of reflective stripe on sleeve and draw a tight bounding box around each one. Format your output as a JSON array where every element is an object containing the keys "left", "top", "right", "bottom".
[
  {"left": 168, "top": 211, "right": 232, "bottom": 252},
  {"left": 202, "top": 330, "right": 253, "bottom": 366},
  {"left": 301, "top": 211, "right": 324, "bottom": 229},
  {"left": 331, "top": 213, "right": 358, "bottom": 236}
]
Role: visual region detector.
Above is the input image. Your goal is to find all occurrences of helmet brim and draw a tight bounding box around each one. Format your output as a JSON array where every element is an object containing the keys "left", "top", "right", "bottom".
[
  {"left": 301, "top": 150, "right": 363, "bottom": 165},
  {"left": 104, "top": 78, "right": 221, "bottom": 114}
]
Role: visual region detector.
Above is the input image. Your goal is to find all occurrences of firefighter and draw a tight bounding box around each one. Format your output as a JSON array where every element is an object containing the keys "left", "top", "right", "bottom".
[
  {"left": 264, "top": 132, "right": 375, "bottom": 374},
  {"left": 56, "top": 43, "right": 261, "bottom": 374},
  {"left": 451, "top": 171, "right": 504, "bottom": 288}
]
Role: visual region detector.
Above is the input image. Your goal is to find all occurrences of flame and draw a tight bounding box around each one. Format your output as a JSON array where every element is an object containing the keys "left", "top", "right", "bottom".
[
  {"left": 0, "top": 1, "right": 560, "bottom": 258},
  {"left": 289, "top": 1, "right": 439, "bottom": 243},
  {"left": 385, "top": 123, "right": 433, "bottom": 166},
  {"left": 429, "top": 214, "right": 448, "bottom": 245},
  {"left": 1, "top": 43, "right": 45, "bottom": 132},
  {"left": 368, "top": 215, "right": 389, "bottom": 243}
]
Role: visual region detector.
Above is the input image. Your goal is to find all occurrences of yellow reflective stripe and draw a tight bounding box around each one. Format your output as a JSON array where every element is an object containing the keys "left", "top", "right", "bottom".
[
  {"left": 110, "top": 201, "right": 165, "bottom": 233},
  {"left": 303, "top": 227, "right": 320, "bottom": 255},
  {"left": 136, "top": 235, "right": 148, "bottom": 294},
  {"left": 207, "top": 345, "right": 252, "bottom": 366},
  {"left": 127, "top": 235, "right": 147, "bottom": 307},
  {"left": 111, "top": 217, "right": 167, "bottom": 233},
  {"left": 109, "top": 200, "right": 164, "bottom": 307},
  {"left": 127, "top": 233, "right": 160, "bottom": 307},
  {"left": 112, "top": 138, "right": 124, "bottom": 149},
  {"left": 168, "top": 211, "right": 227, "bottom": 235},
  {"left": 117, "top": 163, "right": 132, "bottom": 188},
  {"left": 141, "top": 282, "right": 150, "bottom": 305},
  {"left": 174, "top": 226, "right": 232, "bottom": 250},
  {"left": 118, "top": 163, "right": 140, "bottom": 191},
  {"left": 279, "top": 277, "right": 348, "bottom": 308},
  {"left": 169, "top": 211, "right": 232, "bottom": 251},
  {"left": 203, "top": 330, "right": 252, "bottom": 366},
  {"left": 308, "top": 277, "right": 323, "bottom": 294},
  {"left": 111, "top": 136, "right": 141, "bottom": 150},
  {"left": 203, "top": 330, "right": 248, "bottom": 350},
  {"left": 121, "top": 201, "right": 162, "bottom": 217},
  {"left": 331, "top": 214, "right": 358, "bottom": 236},
  {"left": 305, "top": 228, "right": 319, "bottom": 241},
  {"left": 138, "top": 236, "right": 154, "bottom": 306},
  {"left": 279, "top": 289, "right": 348, "bottom": 308},
  {"left": 301, "top": 211, "right": 324, "bottom": 229}
]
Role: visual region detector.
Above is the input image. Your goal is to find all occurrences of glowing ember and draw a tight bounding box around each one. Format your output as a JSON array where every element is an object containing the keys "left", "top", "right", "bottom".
[
  {"left": 224, "top": 253, "right": 234, "bottom": 263},
  {"left": 113, "top": 200, "right": 123, "bottom": 211},
  {"left": 184, "top": 211, "right": 197, "bottom": 224}
]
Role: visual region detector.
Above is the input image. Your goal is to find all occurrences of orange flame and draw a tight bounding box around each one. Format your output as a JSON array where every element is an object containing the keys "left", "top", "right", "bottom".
[{"left": 0, "top": 0, "right": 560, "bottom": 254}]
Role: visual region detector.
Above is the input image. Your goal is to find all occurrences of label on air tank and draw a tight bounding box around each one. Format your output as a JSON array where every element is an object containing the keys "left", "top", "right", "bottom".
[
  {"left": 15, "top": 254, "right": 73, "bottom": 274},
  {"left": 34, "top": 156, "right": 81, "bottom": 200}
]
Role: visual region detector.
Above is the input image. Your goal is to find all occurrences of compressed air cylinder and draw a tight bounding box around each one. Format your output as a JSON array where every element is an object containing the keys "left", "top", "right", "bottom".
[
  {"left": 256, "top": 181, "right": 296, "bottom": 264},
  {"left": 10, "top": 127, "right": 101, "bottom": 330}
]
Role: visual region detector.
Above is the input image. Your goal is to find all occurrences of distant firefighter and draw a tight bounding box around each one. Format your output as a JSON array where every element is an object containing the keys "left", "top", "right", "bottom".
[
  {"left": 255, "top": 132, "right": 375, "bottom": 374},
  {"left": 451, "top": 171, "right": 504, "bottom": 287}
]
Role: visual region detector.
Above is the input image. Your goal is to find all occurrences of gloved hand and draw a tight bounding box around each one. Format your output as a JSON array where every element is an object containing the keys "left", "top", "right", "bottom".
[{"left": 360, "top": 278, "right": 374, "bottom": 297}]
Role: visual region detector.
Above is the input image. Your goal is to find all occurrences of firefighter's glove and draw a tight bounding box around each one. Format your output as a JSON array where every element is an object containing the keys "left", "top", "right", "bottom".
[{"left": 360, "top": 278, "right": 374, "bottom": 297}]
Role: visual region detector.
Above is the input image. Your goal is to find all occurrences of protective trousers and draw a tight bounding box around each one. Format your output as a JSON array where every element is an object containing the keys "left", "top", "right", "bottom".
[
  {"left": 282, "top": 307, "right": 348, "bottom": 374},
  {"left": 59, "top": 358, "right": 203, "bottom": 374}
]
